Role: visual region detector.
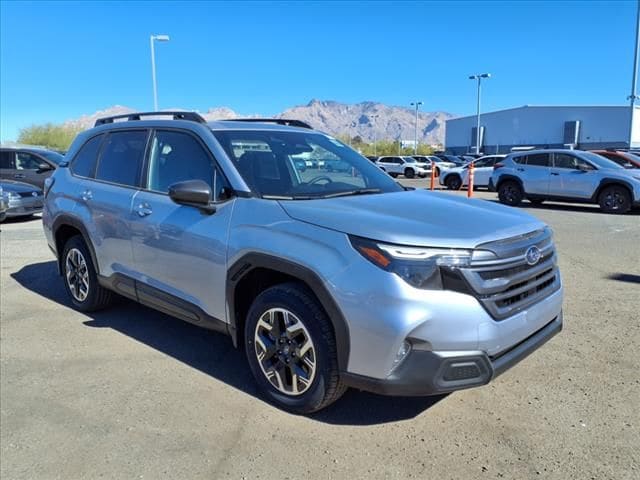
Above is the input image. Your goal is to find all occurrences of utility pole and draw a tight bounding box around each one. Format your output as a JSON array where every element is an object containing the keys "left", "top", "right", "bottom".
[
  {"left": 469, "top": 73, "right": 491, "bottom": 155},
  {"left": 410, "top": 101, "right": 423, "bottom": 154},
  {"left": 371, "top": 114, "right": 380, "bottom": 156}
]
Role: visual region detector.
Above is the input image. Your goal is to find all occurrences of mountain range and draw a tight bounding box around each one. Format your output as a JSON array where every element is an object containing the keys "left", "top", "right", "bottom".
[{"left": 63, "top": 100, "right": 455, "bottom": 145}]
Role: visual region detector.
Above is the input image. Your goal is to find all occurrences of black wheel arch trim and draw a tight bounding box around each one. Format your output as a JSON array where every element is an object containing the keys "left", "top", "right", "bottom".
[
  {"left": 226, "top": 253, "right": 351, "bottom": 372},
  {"left": 591, "top": 178, "right": 635, "bottom": 202},
  {"left": 52, "top": 215, "right": 100, "bottom": 276},
  {"left": 496, "top": 174, "right": 525, "bottom": 193}
]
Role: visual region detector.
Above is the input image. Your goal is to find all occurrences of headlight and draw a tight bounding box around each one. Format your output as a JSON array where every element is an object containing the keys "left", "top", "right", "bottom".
[
  {"left": 7, "top": 191, "right": 20, "bottom": 200},
  {"left": 350, "top": 236, "right": 472, "bottom": 290}
]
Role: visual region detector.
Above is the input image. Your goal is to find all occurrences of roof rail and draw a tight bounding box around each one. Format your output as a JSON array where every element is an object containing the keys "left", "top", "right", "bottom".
[
  {"left": 222, "top": 118, "right": 313, "bottom": 129},
  {"left": 94, "top": 111, "right": 206, "bottom": 127}
]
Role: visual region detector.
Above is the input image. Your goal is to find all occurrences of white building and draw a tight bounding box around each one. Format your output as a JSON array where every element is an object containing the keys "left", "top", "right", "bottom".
[{"left": 445, "top": 105, "right": 640, "bottom": 154}]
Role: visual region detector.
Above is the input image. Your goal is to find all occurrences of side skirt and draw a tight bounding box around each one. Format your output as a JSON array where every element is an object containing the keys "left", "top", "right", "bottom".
[{"left": 98, "top": 273, "right": 229, "bottom": 336}]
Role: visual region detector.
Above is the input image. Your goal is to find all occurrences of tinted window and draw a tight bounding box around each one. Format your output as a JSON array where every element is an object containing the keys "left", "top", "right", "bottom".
[
  {"left": 147, "top": 130, "right": 215, "bottom": 193},
  {"left": 525, "top": 153, "right": 550, "bottom": 167},
  {"left": 0, "top": 150, "right": 14, "bottom": 169},
  {"left": 15, "top": 152, "right": 42, "bottom": 170},
  {"left": 71, "top": 134, "right": 104, "bottom": 178},
  {"left": 554, "top": 153, "right": 584, "bottom": 169},
  {"left": 95, "top": 130, "right": 147, "bottom": 186}
]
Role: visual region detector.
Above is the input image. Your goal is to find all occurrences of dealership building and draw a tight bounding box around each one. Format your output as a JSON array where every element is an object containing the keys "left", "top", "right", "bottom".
[{"left": 445, "top": 105, "right": 640, "bottom": 154}]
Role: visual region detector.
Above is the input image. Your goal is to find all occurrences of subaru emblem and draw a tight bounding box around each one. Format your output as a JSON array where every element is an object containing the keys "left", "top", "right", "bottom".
[{"left": 525, "top": 246, "right": 541, "bottom": 266}]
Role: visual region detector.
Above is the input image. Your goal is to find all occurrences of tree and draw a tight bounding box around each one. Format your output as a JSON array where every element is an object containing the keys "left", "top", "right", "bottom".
[{"left": 17, "top": 123, "right": 82, "bottom": 151}]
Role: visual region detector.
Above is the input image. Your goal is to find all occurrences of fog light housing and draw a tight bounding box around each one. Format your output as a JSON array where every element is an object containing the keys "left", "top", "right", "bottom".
[{"left": 391, "top": 340, "right": 412, "bottom": 373}]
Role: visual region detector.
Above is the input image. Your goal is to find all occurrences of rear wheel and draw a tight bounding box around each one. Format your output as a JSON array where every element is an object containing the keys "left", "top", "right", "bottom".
[
  {"left": 245, "top": 283, "right": 346, "bottom": 414},
  {"left": 61, "top": 235, "right": 113, "bottom": 312},
  {"left": 498, "top": 181, "right": 524, "bottom": 206},
  {"left": 445, "top": 175, "right": 462, "bottom": 190},
  {"left": 598, "top": 185, "right": 631, "bottom": 214},
  {"left": 404, "top": 168, "right": 415, "bottom": 179}
]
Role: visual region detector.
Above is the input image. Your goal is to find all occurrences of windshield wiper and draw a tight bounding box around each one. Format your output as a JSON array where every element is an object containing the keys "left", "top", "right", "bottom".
[{"left": 321, "top": 188, "right": 382, "bottom": 198}]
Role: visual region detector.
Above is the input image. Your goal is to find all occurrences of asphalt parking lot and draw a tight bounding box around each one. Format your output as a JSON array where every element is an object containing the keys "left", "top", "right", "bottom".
[{"left": 1, "top": 188, "right": 639, "bottom": 480}]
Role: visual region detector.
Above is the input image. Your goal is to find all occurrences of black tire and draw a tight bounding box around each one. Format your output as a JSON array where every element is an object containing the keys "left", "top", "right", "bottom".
[
  {"left": 598, "top": 185, "right": 631, "bottom": 214},
  {"left": 434, "top": 167, "right": 440, "bottom": 177},
  {"left": 244, "top": 282, "right": 347, "bottom": 414},
  {"left": 404, "top": 168, "right": 415, "bottom": 179},
  {"left": 61, "top": 235, "right": 113, "bottom": 312},
  {"left": 498, "top": 180, "right": 524, "bottom": 206},
  {"left": 389, "top": 172, "right": 398, "bottom": 178},
  {"left": 529, "top": 198, "right": 545, "bottom": 206},
  {"left": 445, "top": 174, "right": 462, "bottom": 190}
]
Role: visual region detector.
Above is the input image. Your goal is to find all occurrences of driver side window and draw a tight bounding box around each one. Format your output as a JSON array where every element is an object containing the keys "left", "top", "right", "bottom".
[
  {"left": 554, "top": 153, "right": 590, "bottom": 170},
  {"left": 15, "top": 152, "right": 42, "bottom": 170}
]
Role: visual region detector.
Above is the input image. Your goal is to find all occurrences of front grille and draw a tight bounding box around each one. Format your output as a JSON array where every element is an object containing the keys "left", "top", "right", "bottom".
[
  {"left": 17, "top": 191, "right": 42, "bottom": 198},
  {"left": 460, "top": 228, "right": 561, "bottom": 320}
]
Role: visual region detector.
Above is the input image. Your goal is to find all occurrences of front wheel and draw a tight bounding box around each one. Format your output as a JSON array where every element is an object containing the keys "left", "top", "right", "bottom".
[
  {"left": 445, "top": 175, "right": 462, "bottom": 190},
  {"left": 244, "top": 283, "right": 346, "bottom": 414},
  {"left": 598, "top": 185, "right": 631, "bottom": 214},
  {"left": 498, "top": 181, "right": 524, "bottom": 206},
  {"left": 404, "top": 168, "right": 415, "bottom": 179}
]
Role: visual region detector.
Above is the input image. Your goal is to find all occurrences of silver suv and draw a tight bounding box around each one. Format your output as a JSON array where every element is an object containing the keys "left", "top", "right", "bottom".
[
  {"left": 490, "top": 149, "right": 640, "bottom": 214},
  {"left": 43, "top": 112, "right": 564, "bottom": 413}
]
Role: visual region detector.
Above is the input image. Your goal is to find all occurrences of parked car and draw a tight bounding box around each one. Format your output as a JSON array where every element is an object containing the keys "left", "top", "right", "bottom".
[
  {"left": 365, "top": 155, "right": 379, "bottom": 163},
  {"left": 44, "top": 111, "right": 563, "bottom": 413},
  {"left": 590, "top": 150, "right": 640, "bottom": 169},
  {"left": 324, "top": 158, "right": 351, "bottom": 173},
  {"left": 0, "top": 146, "right": 63, "bottom": 189},
  {"left": 0, "top": 186, "right": 7, "bottom": 222},
  {"left": 440, "top": 155, "right": 506, "bottom": 190},
  {"left": 0, "top": 180, "right": 44, "bottom": 220},
  {"left": 490, "top": 149, "right": 640, "bottom": 213},
  {"left": 434, "top": 154, "right": 465, "bottom": 166},
  {"left": 376, "top": 155, "right": 431, "bottom": 178},
  {"left": 411, "top": 155, "right": 451, "bottom": 177}
]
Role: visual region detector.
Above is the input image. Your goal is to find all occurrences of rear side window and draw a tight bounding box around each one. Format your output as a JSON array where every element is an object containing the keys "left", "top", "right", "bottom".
[
  {"left": 71, "top": 134, "right": 104, "bottom": 177},
  {"left": 0, "top": 150, "right": 15, "bottom": 169},
  {"left": 95, "top": 130, "right": 148, "bottom": 187},
  {"left": 524, "top": 153, "right": 550, "bottom": 167}
]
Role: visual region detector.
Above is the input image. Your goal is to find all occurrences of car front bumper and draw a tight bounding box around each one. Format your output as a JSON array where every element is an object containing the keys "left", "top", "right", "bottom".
[
  {"left": 342, "top": 312, "right": 562, "bottom": 396},
  {"left": 5, "top": 196, "right": 43, "bottom": 217}
]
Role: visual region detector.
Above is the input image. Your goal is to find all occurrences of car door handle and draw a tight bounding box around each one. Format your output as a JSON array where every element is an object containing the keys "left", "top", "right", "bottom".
[
  {"left": 136, "top": 203, "right": 153, "bottom": 217},
  {"left": 81, "top": 189, "right": 93, "bottom": 201},
  {"left": 550, "top": 172, "right": 560, "bottom": 176},
  {"left": 516, "top": 168, "right": 525, "bottom": 172},
  {"left": 14, "top": 173, "right": 25, "bottom": 179}
]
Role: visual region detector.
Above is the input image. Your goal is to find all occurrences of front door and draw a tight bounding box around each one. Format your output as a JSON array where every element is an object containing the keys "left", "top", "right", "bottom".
[
  {"left": 14, "top": 151, "right": 53, "bottom": 189},
  {"left": 130, "top": 129, "right": 234, "bottom": 322},
  {"left": 548, "top": 153, "right": 599, "bottom": 199}
]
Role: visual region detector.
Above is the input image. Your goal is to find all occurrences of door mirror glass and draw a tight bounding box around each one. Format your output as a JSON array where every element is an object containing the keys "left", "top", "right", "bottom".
[{"left": 168, "top": 179, "right": 215, "bottom": 213}]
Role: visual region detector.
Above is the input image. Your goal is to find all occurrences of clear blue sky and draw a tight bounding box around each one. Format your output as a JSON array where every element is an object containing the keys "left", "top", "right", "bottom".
[{"left": 1, "top": 0, "right": 637, "bottom": 141}]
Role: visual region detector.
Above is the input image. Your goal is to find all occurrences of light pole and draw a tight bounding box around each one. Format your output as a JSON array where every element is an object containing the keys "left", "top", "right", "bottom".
[
  {"left": 410, "top": 101, "right": 423, "bottom": 154},
  {"left": 371, "top": 114, "right": 380, "bottom": 156},
  {"left": 150, "top": 34, "right": 170, "bottom": 111},
  {"left": 469, "top": 73, "right": 491, "bottom": 155},
  {"left": 628, "top": 0, "right": 640, "bottom": 148}
]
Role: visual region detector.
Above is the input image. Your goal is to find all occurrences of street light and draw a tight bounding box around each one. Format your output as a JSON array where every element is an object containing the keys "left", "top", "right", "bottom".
[
  {"left": 410, "top": 101, "right": 423, "bottom": 154},
  {"left": 150, "top": 34, "right": 170, "bottom": 111},
  {"left": 371, "top": 114, "right": 380, "bottom": 156},
  {"left": 628, "top": 0, "right": 640, "bottom": 148},
  {"left": 469, "top": 73, "right": 491, "bottom": 155}
]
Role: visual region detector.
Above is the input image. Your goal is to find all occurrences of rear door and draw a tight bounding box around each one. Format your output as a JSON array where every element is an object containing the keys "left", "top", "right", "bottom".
[
  {"left": 75, "top": 129, "right": 148, "bottom": 278},
  {"left": 470, "top": 156, "right": 499, "bottom": 186},
  {"left": 549, "top": 153, "right": 599, "bottom": 199},
  {"left": 0, "top": 150, "right": 16, "bottom": 181},
  {"left": 130, "top": 129, "right": 234, "bottom": 321},
  {"left": 518, "top": 153, "right": 551, "bottom": 194}
]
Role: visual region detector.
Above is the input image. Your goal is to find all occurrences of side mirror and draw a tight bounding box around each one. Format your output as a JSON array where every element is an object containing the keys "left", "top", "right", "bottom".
[
  {"left": 37, "top": 163, "right": 53, "bottom": 172},
  {"left": 168, "top": 179, "right": 216, "bottom": 214}
]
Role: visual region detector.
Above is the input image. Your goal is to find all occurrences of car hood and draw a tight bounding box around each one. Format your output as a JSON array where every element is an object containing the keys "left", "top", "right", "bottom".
[
  {"left": 279, "top": 190, "right": 545, "bottom": 248},
  {"left": 0, "top": 180, "right": 40, "bottom": 193}
]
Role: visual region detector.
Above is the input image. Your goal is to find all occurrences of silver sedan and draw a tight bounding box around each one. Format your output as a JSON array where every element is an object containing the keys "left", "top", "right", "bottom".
[{"left": 0, "top": 180, "right": 44, "bottom": 221}]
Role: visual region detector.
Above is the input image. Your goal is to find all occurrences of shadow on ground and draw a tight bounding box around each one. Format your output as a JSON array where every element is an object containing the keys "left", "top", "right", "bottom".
[
  {"left": 606, "top": 273, "right": 640, "bottom": 284},
  {"left": 488, "top": 199, "right": 640, "bottom": 215},
  {"left": 10, "top": 260, "right": 445, "bottom": 425}
]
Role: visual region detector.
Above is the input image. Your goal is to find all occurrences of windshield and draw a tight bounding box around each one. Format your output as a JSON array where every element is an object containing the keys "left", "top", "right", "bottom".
[
  {"left": 213, "top": 130, "right": 403, "bottom": 199},
  {"left": 582, "top": 151, "right": 624, "bottom": 170},
  {"left": 33, "top": 150, "right": 65, "bottom": 164}
]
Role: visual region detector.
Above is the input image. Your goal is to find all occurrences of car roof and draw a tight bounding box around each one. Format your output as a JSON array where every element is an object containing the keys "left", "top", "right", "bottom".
[
  {"left": 206, "top": 120, "right": 312, "bottom": 133},
  {"left": 509, "top": 149, "right": 587, "bottom": 156}
]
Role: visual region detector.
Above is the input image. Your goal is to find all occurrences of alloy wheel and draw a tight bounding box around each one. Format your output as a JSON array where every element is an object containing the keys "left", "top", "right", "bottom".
[
  {"left": 254, "top": 308, "right": 317, "bottom": 396},
  {"left": 65, "top": 248, "right": 90, "bottom": 302}
]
